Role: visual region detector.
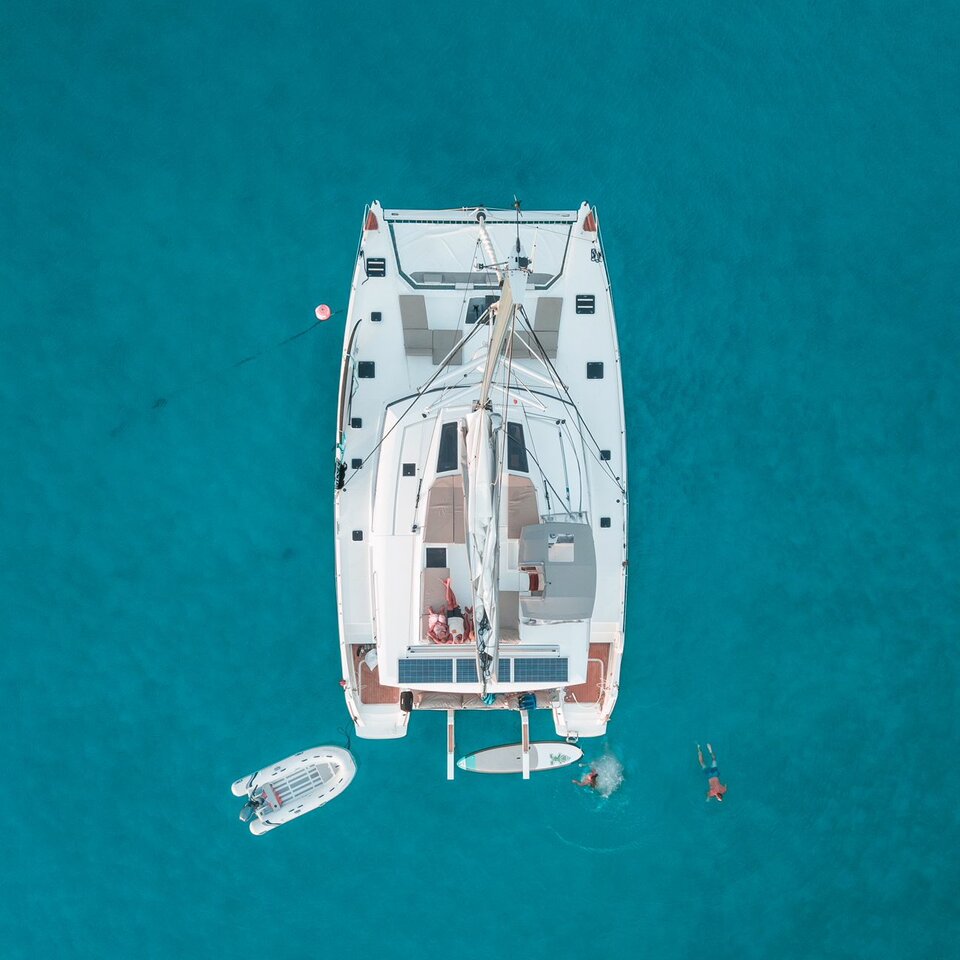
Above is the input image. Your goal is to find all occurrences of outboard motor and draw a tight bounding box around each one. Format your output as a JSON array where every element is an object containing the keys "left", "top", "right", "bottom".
[{"left": 238, "top": 800, "right": 258, "bottom": 824}]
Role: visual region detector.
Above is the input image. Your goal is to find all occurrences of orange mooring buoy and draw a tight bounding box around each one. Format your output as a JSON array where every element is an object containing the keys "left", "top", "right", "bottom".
[{"left": 315, "top": 304, "right": 332, "bottom": 321}]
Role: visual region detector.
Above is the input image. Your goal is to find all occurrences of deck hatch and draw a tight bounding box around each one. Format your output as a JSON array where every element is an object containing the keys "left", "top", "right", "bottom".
[
  {"left": 513, "top": 657, "right": 569, "bottom": 682},
  {"left": 365, "top": 258, "right": 386, "bottom": 278},
  {"left": 506, "top": 422, "right": 529, "bottom": 473},
  {"left": 436, "top": 422, "right": 458, "bottom": 473},
  {"left": 586, "top": 362, "right": 604, "bottom": 379},
  {"left": 358, "top": 361, "right": 376, "bottom": 378},
  {"left": 399, "top": 658, "right": 453, "bottom": 683},
  {"left": 575, "top": 294, "right": 595, "bottom": 314}
]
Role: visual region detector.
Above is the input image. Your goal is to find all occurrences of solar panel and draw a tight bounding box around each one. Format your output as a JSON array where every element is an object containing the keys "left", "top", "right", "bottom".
[
  {"left": 498, "top": 658, "right": 511, "bottom": 682},
  {"left": 398, "top": 659, "right": 453, "bottom": 683},
  {"left": 513, "top": 657, "right": 568, "bottom": 682},
  {"left": 455, "top": 659, "right": 477, "bottom": 683}
]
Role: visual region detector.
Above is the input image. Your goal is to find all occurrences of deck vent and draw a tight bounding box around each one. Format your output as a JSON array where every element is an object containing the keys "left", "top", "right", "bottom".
[
  {"left": 351, "top": 417, "right": 362, "bottom": 428},
  {"left": 371, "top": 311, "right": 382, "bottom": 322},
  {"left": 575, "top": 294, "right": 595, "bottom": 314},
  {"left": 513, "top": 657, "right": 568, "bottom": 683},
  {"left": 586, "top": 362, "right": 604, "bottom": 379},
  {"left": 352, "top": 530, "right": 364, "bottom": 542},
  {"left": 600, "top": 450, "right": 611, "bottom": 461},
  {"left": 351, "top": 458, "right": 363, "bottom": 469},
  {"left": 365, "top": 258, "right": 386, "bottom": 278},
  {"left": 425, "top": 547, "right": 447, "bottom": 568},
  {"left": 600, "top": 517, "right": 611, "bottom": 528},
  {"left": 402, "top": 463, "right": 416, "bottom": 477},
  {"left": 357, "top": 361, "right": 375, "bottom": 378},
  {"left": 398, "top": 658, "right": 453, "bottom": 683}
]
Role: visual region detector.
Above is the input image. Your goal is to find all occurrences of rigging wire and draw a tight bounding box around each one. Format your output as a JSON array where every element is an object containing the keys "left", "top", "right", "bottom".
[
  {"left": 423, "top": 238, "right": 482, "bottom": 416},
  {"left": 559, "top": 417, "right": 585, "bottom": 515},
  {"left": 519, "top": 427, "right": 571, "bottom": 516},
  {"left": 516, "top": 306, "right": 627, "bottom": 498},
  {"left": 111, "top": 311, "right": 339, "bottom": 437},
  {"left": 340, "top": 319, "right": 486, "bottom": 491},
  {"left": 522, "top": 409, "right": 553, "bottom": 514}
]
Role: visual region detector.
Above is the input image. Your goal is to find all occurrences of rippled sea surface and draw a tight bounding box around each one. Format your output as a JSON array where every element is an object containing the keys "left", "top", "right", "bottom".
[{"left": 3, "top": 2, "right": 958, "bottom": 957}]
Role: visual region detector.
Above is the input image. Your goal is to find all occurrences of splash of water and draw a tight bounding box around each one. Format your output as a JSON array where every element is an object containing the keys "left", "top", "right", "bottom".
[{"left": 590, "top": 751, "right": 624, "bottom": 798}]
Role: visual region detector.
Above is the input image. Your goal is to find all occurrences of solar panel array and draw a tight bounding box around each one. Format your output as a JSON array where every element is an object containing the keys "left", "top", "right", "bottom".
[
  {"left": 397, "top": 657, "right": 568, "bottom": 684},
  {"left": 455, "top": 658, "right": 477, "bottom": 682},
  {"left": 513, "top": 657, "right": 569, "bottom": 682},
  {"left": 398, "top": 658, "right": 453, "bottom": 683}
]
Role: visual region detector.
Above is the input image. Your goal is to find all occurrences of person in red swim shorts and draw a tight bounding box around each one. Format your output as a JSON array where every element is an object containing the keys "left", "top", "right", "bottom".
[
  {"left": 572, "top": 769, "right": 599, "bottom": 789},
  {"left": 697, "top": 743, "right": 728, "bottom": 802}
]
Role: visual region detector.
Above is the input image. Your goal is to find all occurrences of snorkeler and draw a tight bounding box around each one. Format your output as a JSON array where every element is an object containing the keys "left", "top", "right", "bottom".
[
  {"left": 573, "top": 769, "right": 599, "bottom": 789},
  {"left": 697, "top": 743, "right": 728, "bottom": 802}
]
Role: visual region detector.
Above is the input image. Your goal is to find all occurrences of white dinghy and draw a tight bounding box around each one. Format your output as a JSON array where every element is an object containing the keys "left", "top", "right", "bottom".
[{"left": 231, "top": 746, "right": 356, "bottom": 835}]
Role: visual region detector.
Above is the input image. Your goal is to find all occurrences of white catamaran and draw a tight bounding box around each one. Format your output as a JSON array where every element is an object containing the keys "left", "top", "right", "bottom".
[{"left": 334, "top": 202, "right": 627, "bottom": 778}]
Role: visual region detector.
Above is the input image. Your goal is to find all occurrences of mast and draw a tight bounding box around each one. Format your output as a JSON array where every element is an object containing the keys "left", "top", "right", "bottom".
[{"left": 464, "top": 205, "right": 530, "bottom": 687}]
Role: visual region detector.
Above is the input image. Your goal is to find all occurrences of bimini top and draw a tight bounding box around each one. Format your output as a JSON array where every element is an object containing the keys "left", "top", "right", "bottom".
[{"left": 518, "top": 522, "right": 597, "bottom": 622}]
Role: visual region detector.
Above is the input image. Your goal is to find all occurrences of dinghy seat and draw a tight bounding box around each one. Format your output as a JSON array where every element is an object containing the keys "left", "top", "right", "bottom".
[
  {"left": 500, "top": 590, "right": 520, "bottom": 643},
  {"left": 510, "top": 296, "right": 562, "bottom": 359},
  {"left": 424, "top": 477, "right": 465, "bottom": 543},
  {"left": 420, "top": 567, "right": 450, "bottom": 642},
  {"left": 507, "top": 476, "right": 539, "bottom": 539},
  {"left": 400, "top": 295, "right": 432, "bottom": 356},
  {"left": 400, "top": 294, "right": 464, "bottom": 364}
]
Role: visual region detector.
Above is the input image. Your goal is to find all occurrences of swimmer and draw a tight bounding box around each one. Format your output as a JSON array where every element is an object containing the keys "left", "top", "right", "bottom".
[
  {"left": 573, "top": 769, "right": 599, "bottom": 789},
  {"left": 697, "top": 743, "right": 728, "bottom": 802}
]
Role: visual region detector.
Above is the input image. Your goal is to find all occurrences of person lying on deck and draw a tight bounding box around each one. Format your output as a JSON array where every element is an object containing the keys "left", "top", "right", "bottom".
[{"left": 427, "top": 578, "right": 473, "bottom": 644}]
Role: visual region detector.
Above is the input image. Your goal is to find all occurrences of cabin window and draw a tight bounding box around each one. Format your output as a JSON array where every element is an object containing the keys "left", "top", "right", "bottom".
[
  {"left": 506, "top": 422, "right": 529, "bottom": 473},
  {"left": 547, "top": 532, "right": 576, "bottom": 562},
  {"left": 436, "top": 422, "right": 459, "bottom": 473}
]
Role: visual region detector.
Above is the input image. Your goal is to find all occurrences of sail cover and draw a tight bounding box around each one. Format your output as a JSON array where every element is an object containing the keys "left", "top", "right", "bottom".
[
  {"left": 462, "top": 261, "right": 526, "bottom": 687},
  {"left": 461, "top": 408, "right": 500, "bottom": 685}
]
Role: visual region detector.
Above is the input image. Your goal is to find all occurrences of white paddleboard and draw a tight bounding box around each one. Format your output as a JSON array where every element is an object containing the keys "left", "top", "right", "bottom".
[{"left": 457, "top": 742, "right": 583, "bottom": 774}]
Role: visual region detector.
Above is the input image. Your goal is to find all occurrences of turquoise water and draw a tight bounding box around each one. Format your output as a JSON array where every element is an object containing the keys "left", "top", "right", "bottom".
[{"left": 3, "top": 1, "right": 958, "bottom": 956}]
